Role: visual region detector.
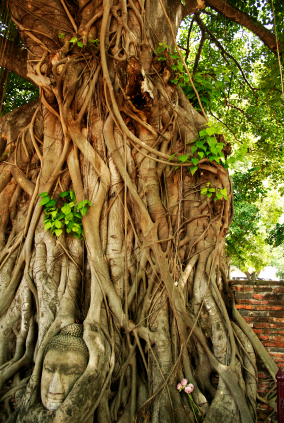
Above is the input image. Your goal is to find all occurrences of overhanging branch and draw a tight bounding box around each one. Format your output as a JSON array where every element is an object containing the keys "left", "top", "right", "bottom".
[{"left": 205, "top": 0, "right": 280, "bottom": 55}]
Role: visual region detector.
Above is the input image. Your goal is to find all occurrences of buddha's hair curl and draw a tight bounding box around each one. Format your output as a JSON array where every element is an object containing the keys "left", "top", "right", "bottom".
[{"left": 44, "top": 324, "right": 89, "bottom": 360}]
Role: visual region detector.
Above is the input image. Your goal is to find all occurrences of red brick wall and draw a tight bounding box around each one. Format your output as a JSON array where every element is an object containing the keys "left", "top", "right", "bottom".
[{"left": 232, "top": 280, "right": 284, "bottom": 422}]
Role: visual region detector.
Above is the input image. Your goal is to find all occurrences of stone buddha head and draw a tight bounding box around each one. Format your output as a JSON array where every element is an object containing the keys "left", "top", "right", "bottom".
[{"left": 41, "top": 323, "right": 89, "bottom": 411}]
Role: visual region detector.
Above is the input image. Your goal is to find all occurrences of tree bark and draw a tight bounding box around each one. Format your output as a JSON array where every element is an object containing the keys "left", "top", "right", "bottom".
[{"left": 0, "top": 36, "right": 33, "bottom": 84}]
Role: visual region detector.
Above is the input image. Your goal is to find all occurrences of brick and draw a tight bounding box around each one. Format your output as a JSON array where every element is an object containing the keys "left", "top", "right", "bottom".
[
  {"left": 253, "top": 323, "right": 270, "bottom": 328},
  {"left": 235, "top": 295, "right": 255, "bottom": 301},
  {"left": 264, "top": 293, "right": 284, "bottom": 301},
  {"left": 246, "top": 316, "right": 268, "bottom": 322},
  {"left": 257, "top": 305, "right": 283, "bottom": 311},
  {"left": 268, "top": 317, "right": 284, "bottom": 323},
  {"left": 259, "top": 335, "right": 269, "bottom": 341},
  {"left": 254, "top": 294, "right": 264, "bottom": 299},
  {"left": 254, "top": 287, "right": 273, "bottom": 292},
  {"left": 249, "top": 311, "right": 270, "bottom": 316},
  {"left": 269, "top": 351, "right": 284, "bottom": 356},
  {"left": 269, "top": 311, "right": 284, "bottom": 317},
  {"left": 237, "top": 299, "right": 268, "bottom": 305},
  {"left": 270, "top": 335, "right": 284, "bottom": 342},
  {"left": 263, "top": 300, "right": 284, "bottom": 305},
  {"left": 234, "top": 285, "right": 253, "bottom": 291},
  {"left": 236, "top": 304, "right": 253, "bottom": 310},
  {"left": 264, "top": 330, "right": 284, "bottom": 335},
  {"left": 274, "top": 287, "right": 284, "bottom": 293},
  {"left": 253, "top": 329, "right": 263, "bottom": 335},
  {"left": 263, "top": 341, "right": 284, "bottom": 348}
]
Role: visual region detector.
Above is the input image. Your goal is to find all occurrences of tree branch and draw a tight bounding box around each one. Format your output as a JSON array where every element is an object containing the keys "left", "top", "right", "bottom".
[
  {"left": 193, "top": 28, "right": 206, "bottom": 74},
  {"left": 0, "top": 36, "right": 34, "bottom": 84},
  {"left": 205, "top": 0, "right": 281, "bottom": 55},
  {"left": 194, "top": 13, "right": 257, "bottom": 98}
]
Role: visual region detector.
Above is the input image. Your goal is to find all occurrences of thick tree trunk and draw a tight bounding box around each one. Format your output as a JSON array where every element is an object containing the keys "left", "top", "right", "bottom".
[{"left": 0, "top": 1, "right": 277, "bottom": 422}]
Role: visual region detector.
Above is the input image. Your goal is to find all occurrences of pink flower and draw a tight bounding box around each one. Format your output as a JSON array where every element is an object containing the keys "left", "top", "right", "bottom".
[
  {"left": 181, "top": 378, "right": 187, "bottom": 386},
  {"left": 177, "top": 383, "right": 182, "bottom": 390},
  {"left": 185, "top": 384, "right": 194, "bottom": 394}
]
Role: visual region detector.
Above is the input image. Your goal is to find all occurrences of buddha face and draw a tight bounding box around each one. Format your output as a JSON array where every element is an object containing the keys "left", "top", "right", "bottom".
[{"left": 41, "top": 349, "right": 87, "bottom": 410}]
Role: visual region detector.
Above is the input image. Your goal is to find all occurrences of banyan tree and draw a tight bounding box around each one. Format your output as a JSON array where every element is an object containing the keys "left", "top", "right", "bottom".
[{"left": 0, "top": 0, "right": 279, "bottom": 422}]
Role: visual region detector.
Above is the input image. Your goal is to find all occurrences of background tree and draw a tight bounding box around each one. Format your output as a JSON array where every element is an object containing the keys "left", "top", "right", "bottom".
[
  {"left": 226, "top": 171, "right": 283, "bottom": 280},
  {"left": 0, "top": 0, "right": 283, "bottom": 423}
]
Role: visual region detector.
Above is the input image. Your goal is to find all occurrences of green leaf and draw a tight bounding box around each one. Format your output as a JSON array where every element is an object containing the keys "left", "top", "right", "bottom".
[
  {"left": 206, "top": 127, "right": 216, "bottom": 136},
  {"left": 70, "top": 37, "right": 78, "bottom": 43},
  {"left": 74, "top": 213, "right": 82, "bottom": 219},
  {"left": 39, "top": 192, "right": 48, "bottom": 197},
  {"left": 80, "top": 206, "right": 88, "bottom": 216},
  {"left": 207, "top": 137, "right": 217, "bottom": 148},
  {"left": 77, "top": 201, "right": 84, "bottom": 209},
  {"left": 191, "top": 145, "right": 198, "bottom": 154},
  {"left": 168, "top": 153, "right": 176, "bottom": 161},
  {"left": 190, "top": 166, "right": 198, "bottom": 175},
  {"left": 40, "top": 196, "right": 51, "bottom": 206},
  {"left": 209, "top": 188, "right": 215, "bottom": 192},
  {"left": 62, "top": 205, "right": 71, "bottom": 215},
  {"left": 58, "top": 32, "right": 65, "bottom": 39},
  {"left": 178, "top": 61, "right": 183, "bottom": 72},
  {"left": 67, "top": 221, "right": 74, "bottom": 230},
  {"left": 196, "top": 140, "right": 204, "bottom": 148},
  {"left": 180, "top": 0, "right": 185, "bottom": 5},
  {"left": 60, "top": 191, "right": 69, "bottom": 198},
  {"left": 201, "top": 188, "right": 208, "bottom": 194},
  {"left": 77, "top": 41, "right": 83, "bottom": 48},
  {"left": 55, "top": 229, "right": 63, "bottom": 237},
  {"left": 199, "top": 129, "right": 207, "bottom": 137},
  {"left": 191, "top": 158, "right": 199, "bottom": 166},
  {"left": 179, "top": 154, "right": 189, "bottom": 163},
  {"left": 198, "top": 151, "right": 204, "bottom": 159},
  {"left": 207, "top": 193, "right": 213, "bottom": 197},
  {"left": 45, "top": 199, "right": 57, "bottom": 208},
  {"left": 73, "top": 232, "right": 81, "bottom": 239},
  {"left": 55, "top": 220, "right": 62, "bottom": 229},
  {"left": 51, "top": 211, "right": 58, "bottom": 218},
  {"left": 44, "top": 222, "right": 52, "bottom": 231}
]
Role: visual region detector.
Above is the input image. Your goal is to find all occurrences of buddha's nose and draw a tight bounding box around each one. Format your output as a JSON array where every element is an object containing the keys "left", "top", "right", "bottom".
[{"left": 49, "top": 372, "right": 63, "bottom": 394}]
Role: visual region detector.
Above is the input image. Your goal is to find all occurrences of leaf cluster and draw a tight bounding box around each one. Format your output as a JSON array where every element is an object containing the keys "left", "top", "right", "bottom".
[
  {"left": 267, "top": 223, "right": 284, "bottom": 248},
  {"left": 39, "top": 191, "right": 92, "bottom": 239},
  {"left": 58, "top": 33, "right": 99, "bottom": 49},
  {"left": 201, "top": 182, "right": 228, "bottom": 201}
]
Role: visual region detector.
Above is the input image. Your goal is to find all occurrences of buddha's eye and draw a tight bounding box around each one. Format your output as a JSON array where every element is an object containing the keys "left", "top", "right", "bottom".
[
  {"left": 67, "top": 370, "right": 80, "bottom": 376},
  {"left": 65, "top": 368, "right": 81, "bottom": 376},
  {"left": 44, "top": 366, "right": 54, "bottom": 373}
]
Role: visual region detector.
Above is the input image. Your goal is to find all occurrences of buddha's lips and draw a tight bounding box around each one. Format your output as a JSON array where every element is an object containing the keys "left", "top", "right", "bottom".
[{"left": 46, "top": 394, "right": 64, "bottom": 403}]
